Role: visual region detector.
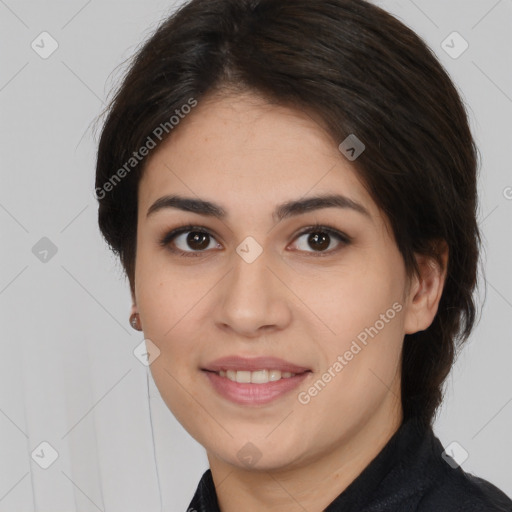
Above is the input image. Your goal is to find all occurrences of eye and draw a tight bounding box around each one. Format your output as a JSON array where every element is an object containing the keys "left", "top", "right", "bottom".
[
  {"left": 290, "top": 223, "right": 351, "bottom": 256},
  {"left": 159, "top": 225, "right": 221, "bottom": 257},
  {"left": 159, "top": 223, "right": 351, "bottom": 257}
]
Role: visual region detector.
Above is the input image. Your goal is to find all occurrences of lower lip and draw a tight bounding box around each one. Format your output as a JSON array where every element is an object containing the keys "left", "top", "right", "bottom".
[{"left": 202, "top": 370, "right": 311, "bottom": 405}]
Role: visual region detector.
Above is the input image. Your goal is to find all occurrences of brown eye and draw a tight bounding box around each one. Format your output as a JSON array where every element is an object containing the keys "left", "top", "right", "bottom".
[
  {"left": 291, "top": 225, "right": 351, "bottom": 255},
  {"left": 160, "top": 225, "right": 221, "bottom": 256},
  {"left": 185, "top": 231, "right": 211, "bottom": 251},
  {"left": 160, "top": 223, "right": 351, "bottom": 258},
  {"left": 307, "top": 232, "right": 331, "bottom": 251},
  {"left": 171, "top": 230, "right": 218, "bottom": 253}
]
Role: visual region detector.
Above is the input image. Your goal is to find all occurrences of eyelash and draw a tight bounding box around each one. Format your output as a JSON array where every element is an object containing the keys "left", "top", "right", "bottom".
[{"left": 158, "top": 222, "right": 352, "bottom": 258}]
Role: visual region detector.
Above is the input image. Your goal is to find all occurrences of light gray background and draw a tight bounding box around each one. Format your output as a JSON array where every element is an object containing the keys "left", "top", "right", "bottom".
[{"left": 1, "top": 0, "right": 511, "bottom": 510}]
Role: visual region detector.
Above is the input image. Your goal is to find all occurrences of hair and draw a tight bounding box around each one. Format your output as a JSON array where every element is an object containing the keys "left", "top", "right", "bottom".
[{"left": 95, "top": 0, "right": 482, "bottom": 427}]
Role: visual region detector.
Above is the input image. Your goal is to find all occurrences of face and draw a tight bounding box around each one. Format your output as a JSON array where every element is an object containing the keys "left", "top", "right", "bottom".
[{"left": 134, "top": 91, "right": 413, "bottom": 472}]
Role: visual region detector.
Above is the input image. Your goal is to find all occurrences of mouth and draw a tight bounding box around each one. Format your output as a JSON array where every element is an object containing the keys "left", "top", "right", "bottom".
[{"left": 201, "top": 356, "right": 312, "bottom": 404}]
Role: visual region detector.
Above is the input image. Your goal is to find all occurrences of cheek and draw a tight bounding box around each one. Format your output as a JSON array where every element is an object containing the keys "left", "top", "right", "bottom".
[
  {"left": 135, "top": 243, "right": 191, "bottom": 334},
  {"left": 292, "top": 258, "right": 404, "bottom": 342},
  {"left": 135, "top": 261, "right": 204, "bottom": 429},
  {"left": 292, "top": 256, "right": 405, "bottom": 400},
  {"left": 147, "top": 354, "right": 208, "bottom": 445}
]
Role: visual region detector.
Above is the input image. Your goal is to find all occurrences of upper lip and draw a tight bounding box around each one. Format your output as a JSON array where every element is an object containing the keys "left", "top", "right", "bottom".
[{"left": 202, "top": 356, "right": 311, "bottom": 374}]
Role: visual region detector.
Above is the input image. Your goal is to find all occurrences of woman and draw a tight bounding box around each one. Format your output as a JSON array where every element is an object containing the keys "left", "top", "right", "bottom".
[{"left": 95, "top": 0, "right": 512, "bottom": 510}]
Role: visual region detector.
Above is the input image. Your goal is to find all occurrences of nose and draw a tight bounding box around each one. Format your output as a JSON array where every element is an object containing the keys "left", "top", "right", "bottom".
[{"left": 214, "top": 247, "right": 292, "bottom": 338}]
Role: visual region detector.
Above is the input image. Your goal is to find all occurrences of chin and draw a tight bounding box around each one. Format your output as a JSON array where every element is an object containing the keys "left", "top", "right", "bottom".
[{"left": 207, "top": 436, "right": 308, "bottom": 473}]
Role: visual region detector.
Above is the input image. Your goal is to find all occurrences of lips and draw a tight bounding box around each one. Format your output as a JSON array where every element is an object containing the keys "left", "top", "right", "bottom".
[
  {"left": 203, "top": 368, "right": 311, "bottom": 405},
  {"left": 202, "top": 355, "right": 311, "bottom": 374}
]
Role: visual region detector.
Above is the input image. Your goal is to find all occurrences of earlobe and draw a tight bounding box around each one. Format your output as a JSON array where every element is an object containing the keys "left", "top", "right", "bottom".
[
  {"left": 129, "top": 302, "right": 142, "bottom": 331},
  {"left": 403, "top": 241, "right": 449, "bottom": 335}
]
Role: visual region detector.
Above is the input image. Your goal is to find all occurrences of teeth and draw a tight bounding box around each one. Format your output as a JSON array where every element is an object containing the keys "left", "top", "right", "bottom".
[{"left": 217, "top": 369, "right": 297, "bottom": 383}]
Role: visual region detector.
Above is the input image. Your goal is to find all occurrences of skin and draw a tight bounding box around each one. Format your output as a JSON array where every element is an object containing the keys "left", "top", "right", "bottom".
[{"left": 132, "top": 90, "right": 448, "bottom": 512}]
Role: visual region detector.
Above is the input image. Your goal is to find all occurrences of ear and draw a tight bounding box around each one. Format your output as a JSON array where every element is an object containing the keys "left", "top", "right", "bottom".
[{"left": 403, "top": 240, "right": 449, "bottom": 335}]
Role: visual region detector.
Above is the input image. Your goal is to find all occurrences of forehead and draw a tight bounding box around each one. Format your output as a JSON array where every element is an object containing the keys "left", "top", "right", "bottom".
[{"left": 138, "top": 91, "right": 379, "bottom": 222}]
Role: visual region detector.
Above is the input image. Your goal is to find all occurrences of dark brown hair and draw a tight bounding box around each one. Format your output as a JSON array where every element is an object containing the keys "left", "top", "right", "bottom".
[{"left": 95, "top": 0, "right": 481, "bottom": 427}]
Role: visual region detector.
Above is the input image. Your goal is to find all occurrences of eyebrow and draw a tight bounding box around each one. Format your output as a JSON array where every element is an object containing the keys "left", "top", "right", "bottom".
[{"left": 146, "top": 193, "right": 371, "bottom": 222}]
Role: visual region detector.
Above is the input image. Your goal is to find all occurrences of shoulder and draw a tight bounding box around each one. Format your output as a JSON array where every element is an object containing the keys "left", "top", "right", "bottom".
[{"left": 416, "top": 463, "right": 512, "bottom": 512}]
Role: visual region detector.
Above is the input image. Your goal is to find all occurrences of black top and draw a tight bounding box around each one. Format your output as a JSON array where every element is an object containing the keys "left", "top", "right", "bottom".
[{"left": 187, "top": 416, "right": 512, "bottom": 511}]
